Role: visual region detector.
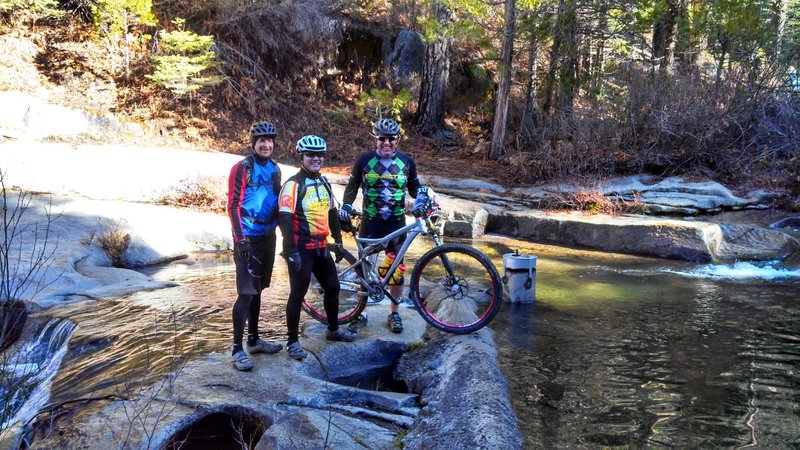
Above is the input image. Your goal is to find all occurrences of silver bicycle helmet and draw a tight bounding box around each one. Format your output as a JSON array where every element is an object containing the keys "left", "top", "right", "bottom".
[
  {"left": 296, "top": 135, "right": 327, "bottom": 153},
  {"left": 372, "top": 118, "right": 400, "bottom": 137},
  {"left": 250, "top": 121, "right": 277, "bottom": 138}
]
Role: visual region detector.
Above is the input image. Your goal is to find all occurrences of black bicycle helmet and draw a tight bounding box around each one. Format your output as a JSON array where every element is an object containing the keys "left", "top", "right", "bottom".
[
  {"left": 296, "top": 135, "right": 327, "bottom": 153},
  {"left": 372, "top": 118, "right": 400, "bottom": 137},
  {"left": 250, "top": 121, "right": 277, "bottom": 138}
]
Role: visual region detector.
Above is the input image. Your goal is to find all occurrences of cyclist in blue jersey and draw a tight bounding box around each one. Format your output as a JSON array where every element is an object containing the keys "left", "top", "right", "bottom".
[
  {"left": 227, "top": 121, "right": 284, "bottom": 371},
  {"left": 339, "top": 118, "right": 425, "bottom": 334}
]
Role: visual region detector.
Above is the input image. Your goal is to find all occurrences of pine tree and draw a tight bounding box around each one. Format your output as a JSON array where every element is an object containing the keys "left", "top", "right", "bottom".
[{"left": 147, "top": 18, "right": 226, "bottom": 99}]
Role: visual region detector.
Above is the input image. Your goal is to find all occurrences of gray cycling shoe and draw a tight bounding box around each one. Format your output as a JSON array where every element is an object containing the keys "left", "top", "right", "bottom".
[
  {"left": 326, "top": 328, "right": 357, "bottom": 342},
  {"left": 286, "top": 341, "right": 308, "bottom": 360},
  {"left": 387, "top": 312, "right": 403, "bottom": 333},
  {"left": 232, "top": 350, "right": 254, "bottom": 371},
  {"left": 346, "top": 313, "right": 368, "bottom": 333},
  {"left": 246, "top": 338, "right": 283, "bottom": 354}
]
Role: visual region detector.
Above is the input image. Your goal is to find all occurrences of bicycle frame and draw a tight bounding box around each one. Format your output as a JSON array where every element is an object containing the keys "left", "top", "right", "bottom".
[
  {"left": 340, "top": 208, "right": 444, "bottom": 303},
  {"left": 304, "top": 197, "right": 502, "bottom": 334}
]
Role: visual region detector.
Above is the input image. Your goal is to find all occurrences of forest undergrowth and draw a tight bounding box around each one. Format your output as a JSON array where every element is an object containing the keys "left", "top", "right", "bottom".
[{"left": 1, "top": 0, "right": 799, "bottom": 211}]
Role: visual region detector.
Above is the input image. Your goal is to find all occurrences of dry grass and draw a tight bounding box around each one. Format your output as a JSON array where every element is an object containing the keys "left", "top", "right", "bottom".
[
  {"left": 96, "top": 219, "right": 131, "bottom": 268},
  {"left": 535, "top": 189, "right": 647, "bottom": 216},
  {"left": 158, "top": 175, "right": 227, "bottom": 214}
]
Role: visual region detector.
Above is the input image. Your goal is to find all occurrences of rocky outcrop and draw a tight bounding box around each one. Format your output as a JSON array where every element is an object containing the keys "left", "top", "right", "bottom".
[
  {"left": 389, "top": 30, "right": 425, "bottom": 87},
  {"left": 24, "top": 314, "right": 520, "bottom": 449},
  {"left": 4, "top": 193, "right": 229, "bottom": 307},
  {"left": 0, "top": 91, "right": 123, "bottom": 140},
  {"left": 424, "top": 176, "right": 800, "bottom": 263},
  {"left": 396, "top": 329, "right": 522, "bottom": 449},
  {"left": 486, "top": 210, "right": 799, "bottom": 263},
  {"left": 510, "top": 175, "right": 774, "bottom": 215}
]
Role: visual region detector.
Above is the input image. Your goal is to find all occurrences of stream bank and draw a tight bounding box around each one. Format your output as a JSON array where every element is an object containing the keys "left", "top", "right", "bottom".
[{"left": 2, "top": 141, "right": 798, "bottom": 447}]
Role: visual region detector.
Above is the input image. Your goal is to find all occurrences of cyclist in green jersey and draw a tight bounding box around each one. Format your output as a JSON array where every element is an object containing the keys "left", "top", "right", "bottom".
[{"left": 339, "top": 118, "right": 426, "bottom": 334}]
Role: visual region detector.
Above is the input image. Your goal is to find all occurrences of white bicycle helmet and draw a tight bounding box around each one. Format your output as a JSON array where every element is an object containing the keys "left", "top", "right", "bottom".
[{"left": 296, "top": 135, "right": 327, "bottom": 153}]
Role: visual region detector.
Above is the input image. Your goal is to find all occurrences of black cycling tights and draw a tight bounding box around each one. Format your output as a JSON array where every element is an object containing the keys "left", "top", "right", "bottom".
[
  {"left": 286, "top": 248, "right": 340, "bottom": 343},
  {"left": 232, "top": 293, "right": 261, "bottom": 348}
]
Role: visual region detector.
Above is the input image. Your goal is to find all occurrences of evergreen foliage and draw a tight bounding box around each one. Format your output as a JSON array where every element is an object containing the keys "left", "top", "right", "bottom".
[
  {"left": 147, "top": 18, "right": 225, "bottom": 97},
  {"left": 356, "top": 88, "right": 412, "bottom": 130},
  {"left": 90, "top": 0, "right": 155, "bottom": 35},
  {"left": 0, "top": 0, "right": 62, "bottom": 23}
]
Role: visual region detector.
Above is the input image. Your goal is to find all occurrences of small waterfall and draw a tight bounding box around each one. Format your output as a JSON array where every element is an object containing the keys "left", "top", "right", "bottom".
[{"left": 1, "top": 318, "right": 77, "bottom": 431}]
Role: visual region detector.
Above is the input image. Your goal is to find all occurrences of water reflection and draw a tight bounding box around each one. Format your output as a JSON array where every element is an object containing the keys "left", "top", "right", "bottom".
[
  {"left": 22, "top": 235, "right": 800, "bottom": 448},
  {"left": 479, "top": 236, "right": 800, "bottom": 448},
  {"left": 45, "top": 236, "right": 436, "bottom": 410}
]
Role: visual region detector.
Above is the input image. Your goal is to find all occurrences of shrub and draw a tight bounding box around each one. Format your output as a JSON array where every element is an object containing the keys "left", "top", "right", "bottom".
[
  {"left": 325, "top": 107, "right": 351, "bottom": 127},
  {"left": 159, "top": 175, "right": 227, "bottom": 214},
  {"left": 539, "top": 189, "right": 645, "bottom": 216},
  {"left": 147, "top": 18, "right": 225, "bottom": 98},
  {"left": 97, "top": 219, "right": 131, "bottom": 268},
  {"left": 355, "top": 88, "right": 412, "bottom": 131},
  {"left": 0, "top": 0, "right": 62, "bottom": 25}
]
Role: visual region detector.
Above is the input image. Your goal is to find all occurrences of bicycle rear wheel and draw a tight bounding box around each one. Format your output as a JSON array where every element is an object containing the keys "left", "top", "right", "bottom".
[
  {"left": 409, "top": 243, "right": 503, "bottom": 334},
  {"left": 301, "top": 250, "right": 367, "bottom": 325}
]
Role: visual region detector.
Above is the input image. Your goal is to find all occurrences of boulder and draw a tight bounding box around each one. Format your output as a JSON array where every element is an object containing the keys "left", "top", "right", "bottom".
[
  {"left": 389, "top": 30, "right": 425, "bottom": 87},
  {"left": 712, "top": 223, "right": 800, "bottom": 262},
  {"left": 442, "top": 206, "right": 489, "bottom": 239},
  {"left": 770, "top": 216, "right": 800, "bottom": 230},
  {"left": 395, "top": 329, "right": 523, "bottom": 449}
]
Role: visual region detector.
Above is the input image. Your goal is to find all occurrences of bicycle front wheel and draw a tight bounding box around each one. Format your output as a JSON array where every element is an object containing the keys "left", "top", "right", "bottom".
[
  {"left": 301, "top": 250, "right": 367, "bottom": 325},
  {"left": 409, "top": 243, "right": 503, "bottom": 334}
]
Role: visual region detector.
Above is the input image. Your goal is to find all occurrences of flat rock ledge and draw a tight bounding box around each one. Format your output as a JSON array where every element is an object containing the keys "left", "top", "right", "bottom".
[
  {"left": 430, "top": 192, "right": 799, "bottom": 264},
  {"left": 24, "top": 311, "right": 521, "bottom": 449},
  {"left": 488, "top": 210, "right": 800, "bottom": 263}
]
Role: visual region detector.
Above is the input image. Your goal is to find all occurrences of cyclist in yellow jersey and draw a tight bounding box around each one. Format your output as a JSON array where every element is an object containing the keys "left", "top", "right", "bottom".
[{"left": 278, "top": 135, "right": 356, "bottom": 360}]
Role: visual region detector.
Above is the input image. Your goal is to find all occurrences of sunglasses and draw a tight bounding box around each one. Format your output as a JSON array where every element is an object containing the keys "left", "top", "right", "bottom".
[
  {"left": 301, "top": 152, "right": 326, "bottom": 158},
  {"left": 377, "top": 136, "right": 397, "bottom": 142}
]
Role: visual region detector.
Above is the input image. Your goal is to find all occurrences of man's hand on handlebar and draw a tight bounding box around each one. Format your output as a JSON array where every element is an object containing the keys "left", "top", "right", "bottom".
[{"left": 338, "top": 204, "right": 354, "bottom": 221}]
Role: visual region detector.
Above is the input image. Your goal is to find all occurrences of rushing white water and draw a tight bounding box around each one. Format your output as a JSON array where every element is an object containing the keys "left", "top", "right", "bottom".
[
  {"left": 663, "top": 261, "right": 800, "bottom": 280},
  {"left": 1, "top": 318, "right": 77, "bottom": 431}
]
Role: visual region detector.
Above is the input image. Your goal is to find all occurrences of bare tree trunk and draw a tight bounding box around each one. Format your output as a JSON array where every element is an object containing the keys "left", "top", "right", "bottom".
[
  {"left": 542, "top": 0, "right": 566, "bottom": 114},
  {"left": 556, "top": 0, "right": 578, "bottom": 118},
  {"left": 674, "top": 0, "right": 694, "bottom": 73},
  {"left": 518, "top": 7, "right": 541, "bottom": 153},
  {"left": 520, "top": 10, "right": 540, "bottom": 129},
  {"left": 489, "top": 0, "right": 517, "bottom": 160},
  {"left": 591, "top": 3, "right": 609, "bottom": 93},
  {"left": 123, "top": 9, "right": 131, "bottom": 81},
  {"left": 714, "top": 34, "right": 729, "bottom": 92},
  {"left": 769, "top": 0, "right": 786, "bottom": 57},
  {"left": 652, "top": 0, "right": 679, "bottom": 73},
  {"left": 416, "top": 1, "right": 455, "bottom": 141}
]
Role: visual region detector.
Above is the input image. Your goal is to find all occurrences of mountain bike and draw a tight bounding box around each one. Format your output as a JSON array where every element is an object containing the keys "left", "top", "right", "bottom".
[{"left": 301, "top": 195, "right": 503, "bottom": 334}]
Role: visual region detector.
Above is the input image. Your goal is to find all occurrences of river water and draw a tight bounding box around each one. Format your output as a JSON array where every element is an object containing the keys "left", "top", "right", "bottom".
[
  {"left": 17, "top": 235, "right": 800, "bottom": 448},
  {"left": 478, "top": 237, "right": 800, "bottom": 449}
]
